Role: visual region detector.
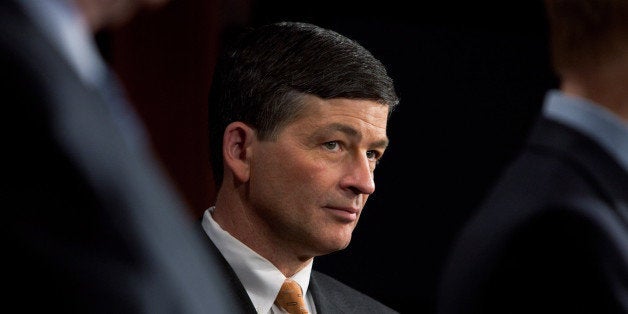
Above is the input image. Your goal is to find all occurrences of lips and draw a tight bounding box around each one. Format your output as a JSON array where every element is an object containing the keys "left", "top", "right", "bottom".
[
  {"left": 336, "top": 206, "right": 359, "bottom": 214},
  {"left": 324, "top": 206, "right": 360, "bottom": 221}
]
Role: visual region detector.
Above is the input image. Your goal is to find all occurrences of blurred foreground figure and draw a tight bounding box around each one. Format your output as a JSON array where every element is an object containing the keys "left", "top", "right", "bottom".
[
  {"left": 437, "top": 0, "right": 628, "bottom": 313},
  {"left": 2, "top": 0, "right": 244, "bottom": 312}
]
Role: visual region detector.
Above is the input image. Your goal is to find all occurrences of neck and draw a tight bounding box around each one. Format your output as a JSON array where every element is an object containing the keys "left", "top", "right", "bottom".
[
  {"left": 560, "top": 51, "right": 628, "bottom": 122},
  {"left": 212, "top": 187, "right": 313, "bottom": 277},
  {"left": 73, "top": 0, "right": 141, "bottom": 31}
]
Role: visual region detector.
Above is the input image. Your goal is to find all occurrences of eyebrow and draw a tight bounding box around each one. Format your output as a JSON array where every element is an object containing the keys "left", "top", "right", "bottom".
[{"left": 324, "top": 123, "right": 389, "bottom": 149}]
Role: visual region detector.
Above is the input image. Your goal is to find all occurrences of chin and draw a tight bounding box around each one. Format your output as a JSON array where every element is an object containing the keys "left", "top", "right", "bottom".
[
  {"left": 330, "top": 237, "right": 353, "bottom": 252},
  {"left": 311, "top": 238, "right": 351, "bottom": 256}
]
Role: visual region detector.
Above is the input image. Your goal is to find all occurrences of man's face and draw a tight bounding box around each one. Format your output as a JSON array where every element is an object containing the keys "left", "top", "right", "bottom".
[{"left": 248, "top": 95, "right": 390, "bottom": 258}]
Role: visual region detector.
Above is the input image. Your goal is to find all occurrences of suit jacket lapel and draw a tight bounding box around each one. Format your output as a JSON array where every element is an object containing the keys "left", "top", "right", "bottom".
[{"left": 195, "top": 223, "right": 257, "bottom": 313}]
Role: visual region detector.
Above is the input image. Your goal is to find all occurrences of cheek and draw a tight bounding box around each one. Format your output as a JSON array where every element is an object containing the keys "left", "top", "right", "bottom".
[
  {"left": 278, "top": 157, "right": 324, "bottom": 190},
  {"left": 266, "top": 154, "right": 329, "bottom": 199},
  {"left": 252, "top": 141, "right": 336, "bottom": 199}
]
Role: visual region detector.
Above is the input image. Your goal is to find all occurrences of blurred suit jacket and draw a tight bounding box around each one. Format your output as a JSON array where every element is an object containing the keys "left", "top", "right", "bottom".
[
  {"left": 1, "top": 0, "right": 247, "bottom": 312},
  {"left": 437, "top": 116, "right": 628, "bottom": 313}
]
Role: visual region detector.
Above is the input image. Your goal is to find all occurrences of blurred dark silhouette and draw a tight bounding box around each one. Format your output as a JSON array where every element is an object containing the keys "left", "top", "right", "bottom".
[
  {"left": 437, "top": 0, "right": 628, "bottom": 312},
  {"left": 3, "top": 0, "right": 245, "bottom": 312}
]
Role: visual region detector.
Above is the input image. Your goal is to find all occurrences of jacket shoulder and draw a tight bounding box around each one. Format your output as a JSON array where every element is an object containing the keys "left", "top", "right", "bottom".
[{"left": 310, "top": 271, "right": 398, "bottom": 313}]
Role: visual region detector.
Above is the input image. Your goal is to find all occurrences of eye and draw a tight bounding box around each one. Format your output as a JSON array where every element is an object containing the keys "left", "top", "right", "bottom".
[
  {"left": 323, "top": 141, "right": 340, "bottom": 151},
  {"left": 366, "top": 150, "right": 381, "bottom": 162}
]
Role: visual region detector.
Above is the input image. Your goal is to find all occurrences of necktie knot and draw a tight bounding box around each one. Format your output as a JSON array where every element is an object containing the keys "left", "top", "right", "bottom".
[{"left": 275, "top": 279, "right": 308, "bottom": 314}]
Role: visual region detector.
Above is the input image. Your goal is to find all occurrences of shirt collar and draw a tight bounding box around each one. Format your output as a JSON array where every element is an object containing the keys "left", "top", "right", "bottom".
[
  {"left": 202, "top": 207, "right": 313, "bottom": 313},
  {"left": 16, "top": 0, "right": 107, "bottom": 87},
  {"left": 543, "top": 90, "right": 628, "bottom": 171}
]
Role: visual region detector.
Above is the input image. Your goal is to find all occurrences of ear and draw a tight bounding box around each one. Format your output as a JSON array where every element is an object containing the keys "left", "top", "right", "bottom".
[{"left": 222, "top": 121, "right": 256, "bottom": 183}]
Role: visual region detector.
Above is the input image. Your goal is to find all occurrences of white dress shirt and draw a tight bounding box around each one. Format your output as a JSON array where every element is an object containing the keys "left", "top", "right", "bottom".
[{"left": 202, "top": 207, "right": 317, "bottom": 313}]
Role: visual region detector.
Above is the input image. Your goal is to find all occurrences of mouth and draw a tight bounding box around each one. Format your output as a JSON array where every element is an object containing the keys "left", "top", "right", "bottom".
[{"left": 324, "top": 206, "right": 359, "bottom": 222}]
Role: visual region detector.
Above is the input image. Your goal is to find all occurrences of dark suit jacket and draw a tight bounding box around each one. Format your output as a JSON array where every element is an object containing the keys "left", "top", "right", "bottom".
[
  {"left": 199, "top": 227, "right": 400, "bottom": 313},
  {"left": 436, "top": 117, "right": 628, "bottom": 313},
  {"left": 2, "top": 1, "right": 244, "bottom": 312}
]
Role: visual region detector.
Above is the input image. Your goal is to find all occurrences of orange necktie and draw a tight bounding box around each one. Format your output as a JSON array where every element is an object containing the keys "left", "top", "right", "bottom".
[{"left": 274, "top": 279, "right": 309, "bottom": 314}]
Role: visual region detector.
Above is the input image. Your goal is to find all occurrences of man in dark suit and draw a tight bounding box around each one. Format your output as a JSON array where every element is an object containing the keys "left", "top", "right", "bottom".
[
  {"left": 436, "top": 0, "right": 628, "bottom": 313},
  {"left": 3, "top": 0, "right": 245, "bottom": 312},
  {"left": 203, "top": 21, "right": 400, "bottom": 313}
]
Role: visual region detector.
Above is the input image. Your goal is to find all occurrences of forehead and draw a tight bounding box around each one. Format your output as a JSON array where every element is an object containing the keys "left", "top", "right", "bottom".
[{"left": 293, "top": 95, "right": 390, "bottom": 130}]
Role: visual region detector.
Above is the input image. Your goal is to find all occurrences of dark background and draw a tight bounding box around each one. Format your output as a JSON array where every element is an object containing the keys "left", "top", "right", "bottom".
[{"left": 106, "top": 1, "right": 558, "bottom": 312}]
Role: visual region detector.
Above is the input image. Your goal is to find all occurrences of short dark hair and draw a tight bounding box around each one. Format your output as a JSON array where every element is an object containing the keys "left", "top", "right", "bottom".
[
  {"left": 545, "top": 0, "right": 628, "bottom": 74},
  {"left": 208, "top": 21, "right": 399, "bottom": 187}
]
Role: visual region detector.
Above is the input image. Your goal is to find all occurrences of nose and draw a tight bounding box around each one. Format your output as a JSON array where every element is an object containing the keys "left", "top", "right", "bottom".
[{"left": 341, "top": 154, "right": 376, "bottom": 195}]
